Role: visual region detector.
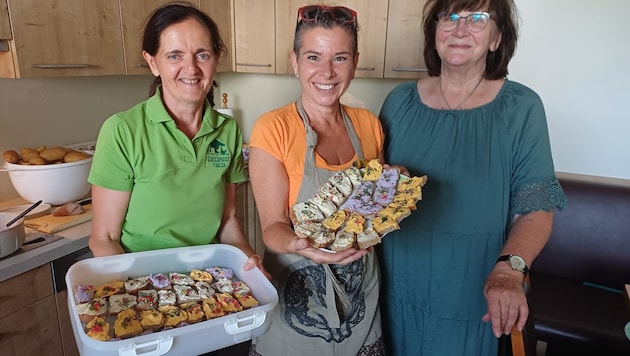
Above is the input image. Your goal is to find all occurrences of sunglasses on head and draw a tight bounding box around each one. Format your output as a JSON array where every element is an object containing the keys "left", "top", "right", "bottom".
[{"left": 297, "top": 5, "right": 357, "bottom": 25}]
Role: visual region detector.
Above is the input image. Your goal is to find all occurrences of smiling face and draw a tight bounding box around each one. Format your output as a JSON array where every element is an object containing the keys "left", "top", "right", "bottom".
[
  {"left": 435, "top": 10, "right": 502, "bottom": 70},
  {"left": 143, "top": 17, "right": 217, "bottom": 110},
  {"left": 291, "top": 26, "right": 359, "bottom": 109}
]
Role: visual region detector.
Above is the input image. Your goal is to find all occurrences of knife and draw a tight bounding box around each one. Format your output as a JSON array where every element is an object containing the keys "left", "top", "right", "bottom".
[{"left": 77, "top": 198, "right": 92, "bottom": 205}]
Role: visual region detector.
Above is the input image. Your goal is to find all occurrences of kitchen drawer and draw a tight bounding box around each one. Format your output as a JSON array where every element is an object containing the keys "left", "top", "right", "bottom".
[{"left": 0, "top": 263, "right": 54, "bottom": 319}]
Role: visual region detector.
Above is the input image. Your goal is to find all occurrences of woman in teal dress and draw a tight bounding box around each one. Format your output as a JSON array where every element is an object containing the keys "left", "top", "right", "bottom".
[{"left": 378, "top": 0, "right": 567, "bottom": 355}]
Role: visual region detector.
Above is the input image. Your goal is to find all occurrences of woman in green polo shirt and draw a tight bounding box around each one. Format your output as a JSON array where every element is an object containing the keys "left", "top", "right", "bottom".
[{"left": 88, "top": 3, "right": 264, "bottom": 277}]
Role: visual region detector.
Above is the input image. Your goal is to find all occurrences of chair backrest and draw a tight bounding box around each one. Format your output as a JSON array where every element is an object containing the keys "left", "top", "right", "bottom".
[{"left": 531, "top": 177, "right": 630, "bottom": 290}]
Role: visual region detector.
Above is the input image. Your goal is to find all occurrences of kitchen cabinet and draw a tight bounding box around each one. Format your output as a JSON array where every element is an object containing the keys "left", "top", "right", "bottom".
[
  {"left": 275, "top": 0, "right": 389, "bottom": 78},
  {"left": 236, "top": 181, "right": 264, "bottom": 256},
  {"left": 55, "top": 289, "right": 80, "bottom": 356},
  {"left": 120, "top": 0, "right": 175, "bottom": 75},
  {"left": 199, "top": 0, "right": 234, "bottom": 73},
  {"left": 0, "top": 264, "right": 64, "bottom": 356},
  {"left": 1, "top": 0, "right": 124, "bottom": 78},
  {"left": 384, "top": 0, "right": 428, "bottom": 79},
  {"left": 233, "top": 0, "right": 275, "bottom": 74},
  {"left": 121, "top": 0, "right": 233, "bottom": 75},
  {"left": 0, "top": 0, "right": 10, "bottom": 40}
]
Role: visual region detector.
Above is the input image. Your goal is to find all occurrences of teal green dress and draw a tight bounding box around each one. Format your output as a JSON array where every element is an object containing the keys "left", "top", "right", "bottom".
[{"left": 378, "top": 80, "right": 567, "bottom": 356}]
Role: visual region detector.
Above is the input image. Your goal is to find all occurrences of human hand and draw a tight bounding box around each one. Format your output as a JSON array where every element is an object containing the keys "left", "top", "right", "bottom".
[
  {"left": 481, "top": 265, "right": 528, "bottom": 338},
  {"left": 383, "top": 163, "right": 410, "bottom": 177},
  {"left": 290, "top": 237, "right": 370, "bottom": 265},
  {"left": 243, "top": 254, "right": 272, "bottom": 280}
]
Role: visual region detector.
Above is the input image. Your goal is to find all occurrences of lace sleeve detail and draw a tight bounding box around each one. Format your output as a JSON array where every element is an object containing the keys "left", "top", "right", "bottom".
[{"left": 510, "top": 176, "right": 567, "bottom": 218}]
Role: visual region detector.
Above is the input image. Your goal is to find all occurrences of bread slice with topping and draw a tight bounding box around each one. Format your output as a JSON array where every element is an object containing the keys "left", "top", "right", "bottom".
[
  {"left": 294, "top": 220, "right": 326, "bottom": 239},
  {"left": 114, "top": 309, "right": 143, "bottom": 339},
  {"left": 139, "top": 309, "right": 164, "bottom": 331},
  {"left": 322, "top": 210, "right": 348, "bottom": 231},
  {"left": 357, "top": 228, "right": 382, "bottom": 249},
  {"left": 307, "top": 229, "right": 335, "bottom": 249},
  {"left": 362, "top": 159, "right": 383, "bottom": 181},
  {"left": 371, "top": 215, "right": 400, "bottom": 236},
  {"left": 85, "top": 316, "right": 111, "bottom": 341},
  {"left": 329, "top": 230, "right": 356, "bottom": 252},
  {"left": 291, "top": 201, "right": 325, "bottom": 225},
  {"left": 329, "top": 171, "right": 354, "bottom": 197},
  {"left": 308, "top": 191, "right": 338, "bottom": 218}
]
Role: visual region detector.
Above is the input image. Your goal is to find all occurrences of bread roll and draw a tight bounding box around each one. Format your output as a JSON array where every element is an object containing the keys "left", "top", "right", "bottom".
[
  {"left": 39, "top": 146, "right": 67, "bottom": 162},
  {"left": 53, "top": 202, "right": 85, "bottom": 216},
  {"left": 3, "top": 150, "right": 18, "bottom": 163}
]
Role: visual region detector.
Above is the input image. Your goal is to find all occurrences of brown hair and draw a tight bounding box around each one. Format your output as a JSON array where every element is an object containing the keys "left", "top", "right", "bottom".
[
  {"left": 293, "top": 6, "right": 360, "bottom": 55},
  {"left": 143, "top": 1, "right": 226, "bottom": 106},
  {"left": 423, "top": 0, "right": 519, "bottom": 79}
]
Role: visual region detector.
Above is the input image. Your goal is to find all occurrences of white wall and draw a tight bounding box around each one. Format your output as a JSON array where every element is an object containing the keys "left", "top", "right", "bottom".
[{"left": 510, "top": 0, "right": 630, "bottom": 179}]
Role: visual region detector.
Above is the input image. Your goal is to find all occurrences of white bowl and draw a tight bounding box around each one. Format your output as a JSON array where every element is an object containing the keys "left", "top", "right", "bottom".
[
  {"left": 0, "top": 212, "right": 25, "bottom": 258},
  {"left": 4, "top": 154, "right": 93, "bottom": 205}
]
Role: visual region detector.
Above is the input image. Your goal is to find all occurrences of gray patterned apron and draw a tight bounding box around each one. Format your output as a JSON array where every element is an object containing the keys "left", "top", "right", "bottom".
[{"left": 252, "top": 100, "right": 383, "bottom": 355}]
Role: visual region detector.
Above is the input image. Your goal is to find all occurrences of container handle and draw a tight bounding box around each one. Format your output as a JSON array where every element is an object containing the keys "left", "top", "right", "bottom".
[
  {"left": 224, "top": 312, "right": 267, "bottom": 335},
  {"left": 119, "top": 336, "right": 173, "bottom": 356}
]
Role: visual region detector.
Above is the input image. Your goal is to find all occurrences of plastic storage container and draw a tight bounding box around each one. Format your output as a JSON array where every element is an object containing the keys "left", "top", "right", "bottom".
[{"left": 65, "top": 244, "right": 278, "bottom": 356}]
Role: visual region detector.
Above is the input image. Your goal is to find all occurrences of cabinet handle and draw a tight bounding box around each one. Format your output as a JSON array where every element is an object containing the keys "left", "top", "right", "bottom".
[
  {"left": 236, "top": 63, "right": 272, "bottom": 68},
  {"left": 134, "top": 63, "right": 150, "bottom": 68},
  {"left": 357, "top": 67, "right": 375, "bottom": 71},
  {"left": 32, "top": 64, "right": 93, "bottom": 69},
  {"left": 392, "top": 67, "right": 428, "bottom": 72}
]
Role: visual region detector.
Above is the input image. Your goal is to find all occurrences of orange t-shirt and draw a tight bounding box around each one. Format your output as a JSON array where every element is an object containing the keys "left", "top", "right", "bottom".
[{"left": 250, "top": 102, "right": 384, "bottom": 207}]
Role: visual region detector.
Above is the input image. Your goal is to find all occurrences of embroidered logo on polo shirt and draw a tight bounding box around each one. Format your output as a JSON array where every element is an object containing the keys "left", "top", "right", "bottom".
[{"left": 207, "top": 139, "right": 231, "bottom": 168}]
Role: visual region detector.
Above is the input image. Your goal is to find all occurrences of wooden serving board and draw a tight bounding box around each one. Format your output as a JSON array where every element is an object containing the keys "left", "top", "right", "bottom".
[{"left": 25, "top": 205, "right": 93, "bottom": 233}]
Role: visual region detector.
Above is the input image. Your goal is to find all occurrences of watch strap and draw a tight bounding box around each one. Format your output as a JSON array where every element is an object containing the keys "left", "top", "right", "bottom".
[{"left": 496, "top": 254, "right": 529, "bottom": 276}]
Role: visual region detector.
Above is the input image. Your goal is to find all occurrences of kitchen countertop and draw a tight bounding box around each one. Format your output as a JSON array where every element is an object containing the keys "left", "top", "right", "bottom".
[{"left": 0, "top": 198, "right": 91, "bottom": 283}]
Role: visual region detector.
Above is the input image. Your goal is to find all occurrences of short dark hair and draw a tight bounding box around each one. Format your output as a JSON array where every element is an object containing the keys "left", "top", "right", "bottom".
[
  {"left": 422, "top": 0, "right": 519, "bottom": 79},
  {"left": 143, "top": 1, "right": 226, "bottom": 105},
  {"left": 293, "top": 6, "right": 360, "bottom": 55}
]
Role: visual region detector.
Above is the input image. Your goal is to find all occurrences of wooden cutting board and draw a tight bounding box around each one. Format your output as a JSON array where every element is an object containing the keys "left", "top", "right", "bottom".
[{"left": 25, "top": 204, "right": 93, "bottom": 233}]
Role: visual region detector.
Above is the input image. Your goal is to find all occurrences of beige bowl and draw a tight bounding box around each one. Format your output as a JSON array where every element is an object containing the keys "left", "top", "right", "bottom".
[
  {"left": 0, "top": 212, "right": 25, "bottom": 258},
  {"left": 4, "top": 153, "right": 93, "bottom": 205}
]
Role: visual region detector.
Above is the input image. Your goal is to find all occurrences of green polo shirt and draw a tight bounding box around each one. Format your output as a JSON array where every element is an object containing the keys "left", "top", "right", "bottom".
[{"left": 88, "top": 87, "right": 248, "bottom": 252}]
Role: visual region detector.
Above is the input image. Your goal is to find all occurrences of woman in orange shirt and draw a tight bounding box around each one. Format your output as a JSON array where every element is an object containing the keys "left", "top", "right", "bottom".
[{"left": 248, "top": 5, "right": 385, "bottom": 356}]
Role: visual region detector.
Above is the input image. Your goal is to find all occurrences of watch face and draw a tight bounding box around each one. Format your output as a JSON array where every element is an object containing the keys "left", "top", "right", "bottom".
[{"left": 509, "top": 255, "right": 526, "bottom": 271}]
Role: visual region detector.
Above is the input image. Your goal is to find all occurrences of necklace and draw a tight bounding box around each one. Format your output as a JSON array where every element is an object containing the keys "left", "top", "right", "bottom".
[{"left": 439, "top": 76, "right": 484, "bottom": 110}]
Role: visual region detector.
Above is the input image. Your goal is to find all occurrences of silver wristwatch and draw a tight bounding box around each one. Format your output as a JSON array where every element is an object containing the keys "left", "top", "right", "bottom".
[{"left": 496, "top": 255, "right": 529, "bottom": 276}]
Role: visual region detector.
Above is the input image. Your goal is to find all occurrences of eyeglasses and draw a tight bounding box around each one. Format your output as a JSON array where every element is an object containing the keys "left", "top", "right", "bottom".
[
  {"left": 297, "top": 5, "right": 357, "bottom": 26},
  {"left": 437, "top": 12, "right": 491, "bottom": 33}
]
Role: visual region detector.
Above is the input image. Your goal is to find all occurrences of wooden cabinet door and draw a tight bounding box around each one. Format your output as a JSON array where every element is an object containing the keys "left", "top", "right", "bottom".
[
  {"left": 199, "top": 0, "right": 233, "bottom": 73},
  {"left": 0, "top": 295, "right": 64, "bottom": 356},
  {"left": 340, "top": 0, "right": 388, "bottom": 78},
  {"left": 275, "top": 1, "right": 388, "bottom": 78},
  {"left": 236, "top": 181, "right": 264, "bottom": 256},
  {"left": 0, "top": 264, "right": 54, "bottom": 319},
  {"left": 0, "top": 0, "right": 10, "bottom": 40},
  {"left": 233, "top": 0, "right": 275, "bottom": 73},
  {"left": 5, "top": 0, "right": 124, "bottom": 78},
  {"left": 274, "top": 0, "right": 308, "bottom": 75},
  {"left": 56, "top": 289, "right": 80, "bottom": 356},
  {"left": 120, "top": 0, "right": 176, "bottom": 75},
  {"left": 384, "top": 0, "right": 428, "bottom": 79},
  {"left": 0, "top": 264, "right": 63, "bottom": 356},
  {"left": 122, "top": 1, "right": 232, "bottom": 74}
]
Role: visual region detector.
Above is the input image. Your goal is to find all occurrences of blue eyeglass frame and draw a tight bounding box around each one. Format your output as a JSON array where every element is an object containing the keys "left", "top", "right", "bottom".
[{"left": 437, "top": 11, "right": 491, "bottom": 32}]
